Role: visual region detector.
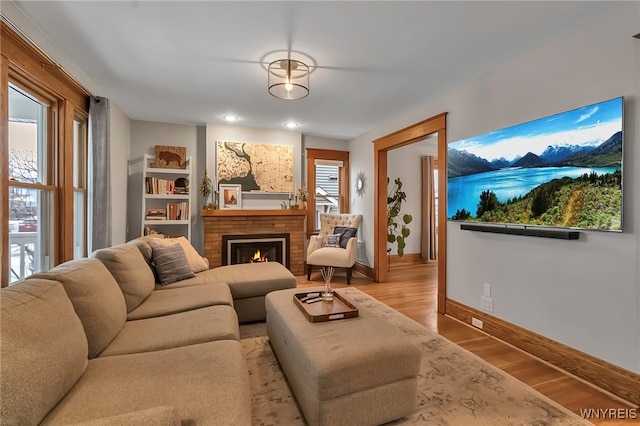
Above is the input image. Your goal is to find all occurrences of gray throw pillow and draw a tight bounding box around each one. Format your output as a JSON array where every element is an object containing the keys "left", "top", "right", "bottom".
[
  {"left": 152, "top": 243, "right": 195, "bottom": 285},
  {"left": 333, "top": 226, "right": 358, "bottom": 249},
  {"left": 326, "top": 233, "right": 341, "bottom": 248}
]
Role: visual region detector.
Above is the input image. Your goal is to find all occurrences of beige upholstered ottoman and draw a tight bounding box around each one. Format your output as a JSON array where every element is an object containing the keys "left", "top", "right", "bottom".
[{"left": 265, "top": 287, "right": 420, "bottom": 426}]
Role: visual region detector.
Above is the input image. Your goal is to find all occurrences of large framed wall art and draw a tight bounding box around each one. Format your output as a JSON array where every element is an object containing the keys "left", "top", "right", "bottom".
[{"left": 216, "top": 141, "right": 294, "bottom": 193}]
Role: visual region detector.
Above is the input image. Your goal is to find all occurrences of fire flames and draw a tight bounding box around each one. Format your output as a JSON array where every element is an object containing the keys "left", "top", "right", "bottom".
[{"left": 249, "top": 249, "right": 268, "bottom": 263}]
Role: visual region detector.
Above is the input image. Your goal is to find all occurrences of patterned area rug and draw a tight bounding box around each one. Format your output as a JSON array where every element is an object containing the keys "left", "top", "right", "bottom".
[{"left": 240, "top": 287, "right": 591, "bottom": 426}]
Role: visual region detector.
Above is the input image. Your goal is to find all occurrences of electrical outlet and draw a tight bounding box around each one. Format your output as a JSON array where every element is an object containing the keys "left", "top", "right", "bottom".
[
  {"left": 471, "top": 317, "right": 483, "bottom": 329},
  {"left": 480, "top": 296, "right": 494, "bottom": 312}
]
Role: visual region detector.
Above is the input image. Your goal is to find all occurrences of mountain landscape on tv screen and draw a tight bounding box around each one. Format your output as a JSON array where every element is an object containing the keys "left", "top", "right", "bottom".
[
  {"left": 449, "top": 131, "right": 622, "bottom": 178},
  {"left": 447, "top": 97, "right": 623, "bottom": 231}
]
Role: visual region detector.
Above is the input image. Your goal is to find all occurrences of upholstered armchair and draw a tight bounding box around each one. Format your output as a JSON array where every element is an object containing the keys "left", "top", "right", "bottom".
[{"left": 307, "top": 213, "right": 362, "bottom": 284}]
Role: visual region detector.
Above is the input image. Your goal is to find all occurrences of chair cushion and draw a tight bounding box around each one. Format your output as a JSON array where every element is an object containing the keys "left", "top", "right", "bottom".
[
  {"left": 1, "top": 279, "right": 88, "bottom": 425},
  {"left": 151, "top": 243, "right": 195, "bottom": 285},
  {"left": 307, "top": 247, "right": 356, "bottom": 268},
  {"left": 92, "top": 243, "right": 156, "bottom": 312},
  {"left": 333, "top": 226, "right": 357, "bottom": 249},
  {"left": 32, "top": 258, "right": 127, "bottom": 359}
]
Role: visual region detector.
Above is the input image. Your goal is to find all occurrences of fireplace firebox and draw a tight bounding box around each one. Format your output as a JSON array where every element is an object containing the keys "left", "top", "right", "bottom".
[{"left": 222, "top": 233, "right": 290, "bottom": 269}]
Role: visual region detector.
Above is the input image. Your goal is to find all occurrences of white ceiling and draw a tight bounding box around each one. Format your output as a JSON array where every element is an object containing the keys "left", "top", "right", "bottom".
[{"left": 8, "top": 1, "right": 615, "bottom": 140}]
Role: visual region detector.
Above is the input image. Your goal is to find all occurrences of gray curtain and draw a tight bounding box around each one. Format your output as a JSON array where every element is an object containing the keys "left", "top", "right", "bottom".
[
  {"left": 421, "top": 156, "right": 437, "bottom": 261},
  {"left": 89, "top": 97, "right": 111, "bottom": 250}
]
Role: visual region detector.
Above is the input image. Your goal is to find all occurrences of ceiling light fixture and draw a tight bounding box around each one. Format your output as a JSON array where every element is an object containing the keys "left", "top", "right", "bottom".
[
  {"left": 284, "top": 122, "right": 299, "bottom": 129},
  {"left": 268, "top": 59, "right": 309, "bottom": 100},
  {"left": 222, "top": 114, "right": 238, "bottom": 122}
]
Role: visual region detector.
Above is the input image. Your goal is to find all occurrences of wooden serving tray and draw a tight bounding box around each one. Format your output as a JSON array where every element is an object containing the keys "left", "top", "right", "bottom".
[{"left": 293, "top": 290, "right": 359, "bottom": 323}]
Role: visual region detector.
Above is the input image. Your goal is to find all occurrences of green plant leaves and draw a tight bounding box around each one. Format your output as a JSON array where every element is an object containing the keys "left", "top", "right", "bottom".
[
  {"left": 387, "top": 177, "right": 411, "bottom": 257},
  {"left": 401, "top": 226, "right": 410, "bottom": 238}
]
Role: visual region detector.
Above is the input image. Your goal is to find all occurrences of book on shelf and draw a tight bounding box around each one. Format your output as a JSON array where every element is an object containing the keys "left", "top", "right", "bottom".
[
  {"left": 145, "top": 177, "right": 177, "bottom": 195},
  {"left": 145, "top": 208, "right": 167, "bottom": 220},
  {"left": 166, "top": 202, "right": 189, "bottom": 221}
]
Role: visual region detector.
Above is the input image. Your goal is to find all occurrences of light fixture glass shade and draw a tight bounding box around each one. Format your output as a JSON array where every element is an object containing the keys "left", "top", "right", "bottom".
[{"left": 268, "top": 59, "right": 309, "bottom": 100}]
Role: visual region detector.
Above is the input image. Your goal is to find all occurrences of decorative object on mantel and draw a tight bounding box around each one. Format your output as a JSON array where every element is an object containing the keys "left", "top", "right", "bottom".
[
  {"left": 296, "top": 187, "right": 308, "bottom": 209},
  {"left": 268, "top": 59, "right": 309, "bottom": 100},
  {"left": 220, "top": 184, "right": 242, "bottom": 209},
  {"left": 201, "top": 209, "right": 307, "bottom": 217},
  {"left": 151, "top": 145, "right": 187, "bottom": 169},
  {"left": 387, "top": 177, "right": 413, "bottom": 257},
  {"left": 355, "top": 171, "right": 366, "bottom": 197},
  {"left": 199, "top": 169, "right": 215, "bottom": 209},
  {"left": 216, "top": 141, "right": 293, "bottom": 193}
]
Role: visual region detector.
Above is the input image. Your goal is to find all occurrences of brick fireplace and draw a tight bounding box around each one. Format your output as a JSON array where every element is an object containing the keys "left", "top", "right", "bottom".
[{"left": 201, "top": 209, "right": 307, "bottom": 275}]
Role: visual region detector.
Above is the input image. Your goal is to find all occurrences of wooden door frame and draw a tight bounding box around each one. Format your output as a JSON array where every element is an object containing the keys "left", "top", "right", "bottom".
[{"left": 373, "top": 112, "right": 448, "bottom": 314}]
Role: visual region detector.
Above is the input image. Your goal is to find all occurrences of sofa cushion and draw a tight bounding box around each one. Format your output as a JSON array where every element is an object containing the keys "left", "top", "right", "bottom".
[
  {"left": 41, "top": 341, "right": 252, "bottom": 425},
  {"left": 99, "top": 305, "right": 239, "bottom": 357},
  {"left": 151, "top": 243, "right": 195, "bottom": 285},
  {"left": 127, "top": 282, "right": 233, "bottom": 320},
  {"left": 153, "top": 274, "right": 225, "bottom": 290},
  {"left": 92, "top": 243, "right": 156, "bottom": 312},
  {"left": 32, "top": 258, "right": 127, "bottom": 359},
  {"left": 1, "top": 279, "right": 89, "bottom": 425},
  {"left": 66, "top": 406, "right": 180, "bottom": 426},
  {"left": 197, "top": 262, "right": 297, "bottom": 299},
  {"left": 127, "top": 234, "right": 164, "bottom": 264}
]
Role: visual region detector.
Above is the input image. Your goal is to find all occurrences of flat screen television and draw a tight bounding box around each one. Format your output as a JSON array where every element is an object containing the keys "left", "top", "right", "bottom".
[{"left": 447, "top": 97, "right": 623, "bottom": 231}]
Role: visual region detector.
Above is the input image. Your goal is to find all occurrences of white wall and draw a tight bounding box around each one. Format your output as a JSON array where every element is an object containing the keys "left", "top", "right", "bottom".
[
  {"left": 303, "top": 135, "right": 349, "bottom": 150},
  {"left": 387, "top": 138, "right": 438, "bottom": 255},
  {"left": 128, "top": 121, "right": 205, "bottom": 253},
  {"left": 350, "top": 3, "right": 639, "bottom": 373},
  {"left": 109, "top": 103, "right": 130, "bottom": 245}
]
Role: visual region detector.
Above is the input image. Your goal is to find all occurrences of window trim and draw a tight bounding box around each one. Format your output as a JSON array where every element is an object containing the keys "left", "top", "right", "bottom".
[
  {"left": 305, "top": 148, "right": 350, "bottom": 237},
  {"left": 1, "top": 21, "right": 89, "bottom": 287}
]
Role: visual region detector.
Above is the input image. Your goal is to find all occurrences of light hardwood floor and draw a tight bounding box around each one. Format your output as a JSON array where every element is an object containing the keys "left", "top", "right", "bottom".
[{"left": 297, "top": 262, "right": 639, "bottom": 426}]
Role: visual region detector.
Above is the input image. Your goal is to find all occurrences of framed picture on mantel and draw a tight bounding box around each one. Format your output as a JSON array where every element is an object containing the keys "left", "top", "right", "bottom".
[{"left": 220, "top": 184, "right": 242, "bottom": 209}]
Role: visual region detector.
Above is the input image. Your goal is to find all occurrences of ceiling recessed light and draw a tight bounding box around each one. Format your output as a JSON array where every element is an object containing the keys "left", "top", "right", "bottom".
[
  {"left": 222, "top": 114, "right": 238, "bottom": 122},
  {"left": 284, "top": 121, "right": 298, "bottom": 129}
]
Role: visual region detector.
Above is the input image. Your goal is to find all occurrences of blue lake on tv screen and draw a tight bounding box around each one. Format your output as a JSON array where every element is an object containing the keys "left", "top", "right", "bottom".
[{"left": 447, "top": 166, "right": 619, "bottom": 218}]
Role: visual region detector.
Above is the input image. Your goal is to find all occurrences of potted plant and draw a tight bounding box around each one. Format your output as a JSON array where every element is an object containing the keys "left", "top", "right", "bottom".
[
  {"left": 387, "top": 177, "right": 412, "bottom": 257},
  {"left": 199, "top": 169, "right": 214, "bottom": 209},
  {"left": 297, "top": 187, "right": 309, "bottom": 209}
]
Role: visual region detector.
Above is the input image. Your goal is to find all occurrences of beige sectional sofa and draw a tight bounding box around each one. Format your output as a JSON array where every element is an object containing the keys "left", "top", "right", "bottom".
[{"left": 1, "top": 235, "right": 297, "bottom": 425}]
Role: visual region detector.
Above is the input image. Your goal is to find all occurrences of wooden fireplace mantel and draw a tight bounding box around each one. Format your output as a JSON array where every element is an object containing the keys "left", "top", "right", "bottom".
[{"left": 200, "top": 209, "right": 307, "bottom": 217}]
